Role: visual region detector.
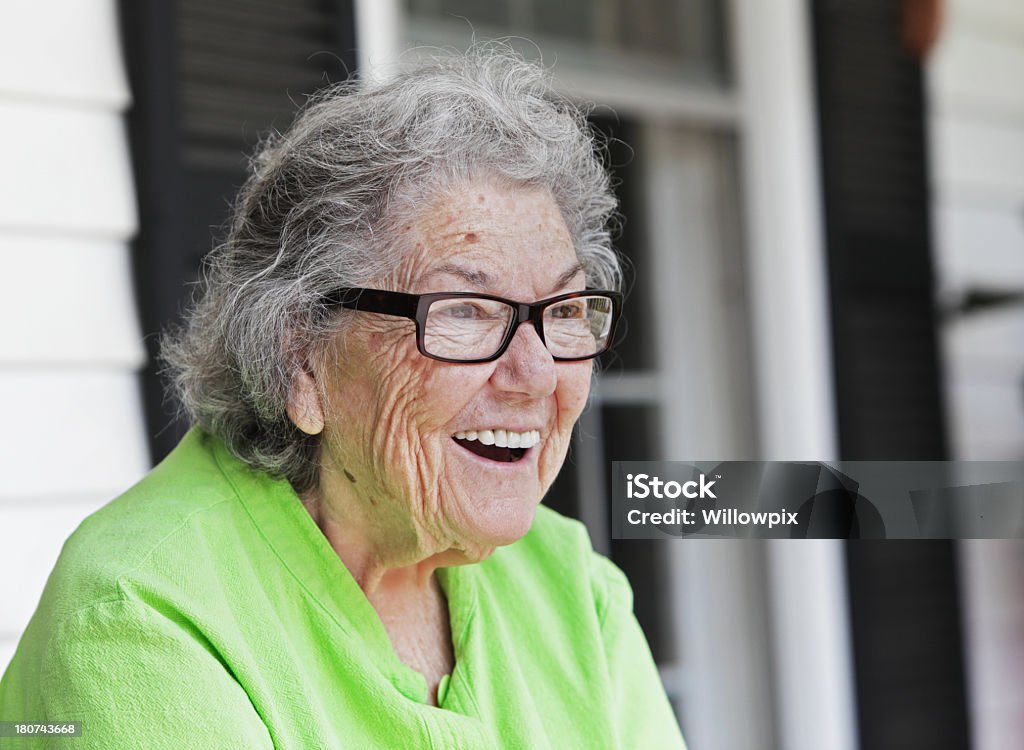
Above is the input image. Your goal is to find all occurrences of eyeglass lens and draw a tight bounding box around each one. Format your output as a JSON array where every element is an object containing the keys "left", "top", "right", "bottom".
[{"left": 422, "top": 295, "right": 615, "bottom": 361}]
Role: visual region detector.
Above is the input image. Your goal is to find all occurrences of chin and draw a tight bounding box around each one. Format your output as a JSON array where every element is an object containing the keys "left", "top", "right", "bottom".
[{"left": 456, "top": 497, "right": 540, "bottom": 554}]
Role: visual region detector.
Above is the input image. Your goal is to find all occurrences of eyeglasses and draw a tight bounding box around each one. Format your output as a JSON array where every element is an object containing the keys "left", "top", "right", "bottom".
[{"left": 323, "top": 287, "right": 622, "bottom": 363}]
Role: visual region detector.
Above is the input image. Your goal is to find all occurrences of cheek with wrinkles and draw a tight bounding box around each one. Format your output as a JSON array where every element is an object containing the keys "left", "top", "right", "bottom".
[
  {"left": 538, "top": 433, "right": 571, "bottom": 495},
  {"left": 540, "top": 370, "right": 591, "bottom": 490},
  {"left": 357, "top": 344, "right": 465, "bottom": 540}
]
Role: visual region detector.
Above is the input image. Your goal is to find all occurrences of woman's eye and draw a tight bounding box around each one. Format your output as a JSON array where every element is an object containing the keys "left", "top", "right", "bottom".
[
  {"left": 442, "top": 303, "right": 487, "bottom": 319},
  {"left": 550, "top": 302, "right": 586, "bottom": 319}
]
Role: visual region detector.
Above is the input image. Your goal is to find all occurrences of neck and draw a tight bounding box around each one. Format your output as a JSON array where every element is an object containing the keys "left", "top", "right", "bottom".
[
  {"left": 300, "top": 484, "right": 468, "bottom": 597},
  {"left": 300, "top": 466, "right": 459, "bottom": 706}
]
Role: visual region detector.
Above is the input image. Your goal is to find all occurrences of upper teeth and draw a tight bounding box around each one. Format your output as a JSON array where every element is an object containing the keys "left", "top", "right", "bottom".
[{"left": 454, "top": 429, "right": 540, "bottom": 449}]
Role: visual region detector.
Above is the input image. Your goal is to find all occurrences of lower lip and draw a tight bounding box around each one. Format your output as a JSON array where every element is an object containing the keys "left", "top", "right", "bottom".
[{"left": 450, "top": 438, "right": 537, "bottom": 469}]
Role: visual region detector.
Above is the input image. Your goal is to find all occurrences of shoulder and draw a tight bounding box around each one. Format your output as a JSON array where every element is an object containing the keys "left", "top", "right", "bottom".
[
  {"left": 1, "top": 429, "right": 259, "bottom": 717},
  {"left": 31, "top": 429, "right": 247, "bottom": 624}
]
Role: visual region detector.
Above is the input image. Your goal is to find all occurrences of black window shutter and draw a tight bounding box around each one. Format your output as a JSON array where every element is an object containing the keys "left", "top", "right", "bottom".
[
  {"left": 121, "top": 0, "right": 356, "bottom": 462},
  {"left": 810, "top": 2, "right": 970, "bottom": 748}
]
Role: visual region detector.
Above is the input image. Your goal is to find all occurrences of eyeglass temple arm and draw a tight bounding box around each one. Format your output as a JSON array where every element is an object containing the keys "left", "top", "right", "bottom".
[{"left": 323, "top": 288, "right": 420, "bottom": 320}]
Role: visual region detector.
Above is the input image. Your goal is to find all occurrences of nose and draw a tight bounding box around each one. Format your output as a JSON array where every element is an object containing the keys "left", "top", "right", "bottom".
[{"left": 490, "top": 321, "right": 557, "bottom": 398}]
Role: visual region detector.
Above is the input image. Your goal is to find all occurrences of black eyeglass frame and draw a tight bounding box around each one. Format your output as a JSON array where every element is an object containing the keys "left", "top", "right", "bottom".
[{"left": 322, "top": 287, "right": 623, "bottom": 364}]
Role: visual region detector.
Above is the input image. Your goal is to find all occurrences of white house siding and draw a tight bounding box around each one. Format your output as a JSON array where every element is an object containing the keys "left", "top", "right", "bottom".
[
  {"left": 0, "top": 0, "right": 149, "bottom": 674},
  {"left": 927, "top": 1, "right": 1024, "bottom": 748}
]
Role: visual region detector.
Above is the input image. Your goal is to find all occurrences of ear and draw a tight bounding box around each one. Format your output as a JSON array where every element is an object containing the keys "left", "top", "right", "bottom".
[{"left": 286, "top": 366, "right": 325, "bottom": 435}]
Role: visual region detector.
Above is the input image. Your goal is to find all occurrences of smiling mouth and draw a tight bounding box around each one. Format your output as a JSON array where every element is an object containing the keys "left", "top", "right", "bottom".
[{"left": 452, "top": 429, "right": 539, "bottom": 464}]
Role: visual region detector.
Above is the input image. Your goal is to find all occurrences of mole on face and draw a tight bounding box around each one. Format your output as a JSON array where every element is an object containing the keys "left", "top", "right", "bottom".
[
  {"left": 343, "top": 469, "right": 357, "bottom": 483},
  {"left": 463, "top": 232, "right": 479, "bottom": 243}
]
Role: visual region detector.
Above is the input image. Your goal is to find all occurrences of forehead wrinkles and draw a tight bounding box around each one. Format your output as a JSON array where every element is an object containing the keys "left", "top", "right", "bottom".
[{"left": 396, "top": 186, "right": 575, "bottom": 291}]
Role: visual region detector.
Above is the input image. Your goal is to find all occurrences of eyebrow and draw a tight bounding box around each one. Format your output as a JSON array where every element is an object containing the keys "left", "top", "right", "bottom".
[
  {"left": 429, "top": 263, "right": 491, "bottom": 288},
  {"left": 427, "top": 261, "right": 586, "bottom": 295},
  {"left": 553, "top": 262, "right": 587, "bottom": 291}
]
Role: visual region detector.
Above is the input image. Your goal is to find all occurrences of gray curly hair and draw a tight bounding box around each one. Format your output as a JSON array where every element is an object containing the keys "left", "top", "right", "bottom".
[{"left": 161, "top": 44, "right": 622, "bottom": 492}]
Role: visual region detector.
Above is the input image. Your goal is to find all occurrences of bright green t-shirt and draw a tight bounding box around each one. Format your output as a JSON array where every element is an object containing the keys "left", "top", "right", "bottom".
[{"left": 0, "top": 429, "right": 685, "bottom": 749}]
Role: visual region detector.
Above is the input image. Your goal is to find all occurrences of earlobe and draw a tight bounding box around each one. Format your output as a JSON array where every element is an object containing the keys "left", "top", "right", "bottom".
[{"left": 286, "top": 367, "right": 325, "bottom": 435}]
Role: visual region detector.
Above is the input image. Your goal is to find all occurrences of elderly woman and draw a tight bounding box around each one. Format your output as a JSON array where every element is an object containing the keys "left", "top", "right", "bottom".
[{"left": 0, "top": 48, "right": 684, "bottom": 748}]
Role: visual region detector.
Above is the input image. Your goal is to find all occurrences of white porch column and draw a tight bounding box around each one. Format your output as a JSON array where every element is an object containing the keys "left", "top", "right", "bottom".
[{"left": 730, "top": 1, "right": 857, "bottom": 749}]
